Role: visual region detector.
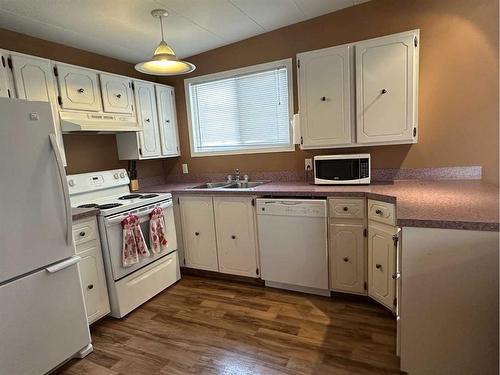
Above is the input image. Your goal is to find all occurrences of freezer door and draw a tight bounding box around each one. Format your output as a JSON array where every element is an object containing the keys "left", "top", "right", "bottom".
[
  {"left": 0, "top": 99, "right": 73, "bottom": 283},
  {"left": 0, "top": 257, "right": 90, "bottom": 375}
]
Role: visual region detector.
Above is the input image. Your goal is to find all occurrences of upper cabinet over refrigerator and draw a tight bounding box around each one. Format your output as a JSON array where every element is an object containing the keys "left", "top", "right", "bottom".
[
  {"left": 297, "top": 44, "right": 353, "bottom": 149},
  {"left": 355, "top": 30, "right": 419, "bottom": 145}
]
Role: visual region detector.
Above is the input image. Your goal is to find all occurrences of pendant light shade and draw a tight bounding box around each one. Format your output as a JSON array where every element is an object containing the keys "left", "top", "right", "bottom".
[{"left": 135, "top": 9, "right": 195, "bottom": 76}]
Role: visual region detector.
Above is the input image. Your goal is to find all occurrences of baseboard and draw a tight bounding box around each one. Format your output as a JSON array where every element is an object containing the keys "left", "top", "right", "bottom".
[{"left": 180, "top": 267, "right": 265, "bottom": 286}]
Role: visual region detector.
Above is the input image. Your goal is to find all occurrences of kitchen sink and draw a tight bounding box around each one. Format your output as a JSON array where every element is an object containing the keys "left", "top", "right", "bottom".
[
  {"left": 190, "top": 182, "right": 232, "bottom": 189},
  {"left": 189, "top": 180, "right": 270, "bottom": 190}
]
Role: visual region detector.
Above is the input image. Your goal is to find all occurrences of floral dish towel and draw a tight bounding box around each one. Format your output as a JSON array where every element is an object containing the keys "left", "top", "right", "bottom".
[{"left": 122, "top": 214, "right": 150, "bottom": 267}]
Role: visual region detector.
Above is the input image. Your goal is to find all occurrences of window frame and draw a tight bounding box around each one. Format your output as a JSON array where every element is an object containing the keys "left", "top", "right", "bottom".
[{"left": 184, "top": 58, "right": 295, "bottom": 157}]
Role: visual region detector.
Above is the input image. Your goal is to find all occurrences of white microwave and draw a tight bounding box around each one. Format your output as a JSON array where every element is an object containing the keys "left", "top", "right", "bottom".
[{"left": 314, "top": 154, "right": 371, "bottom": 185}]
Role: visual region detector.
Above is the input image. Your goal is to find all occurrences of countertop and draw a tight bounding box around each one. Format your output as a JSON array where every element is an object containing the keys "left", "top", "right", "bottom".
[
  {"left": 141, "top": 180, "right": 499, "bottom": 231},
  {"left": 72, "top": 207, "right": 100, "bottom": 221}
]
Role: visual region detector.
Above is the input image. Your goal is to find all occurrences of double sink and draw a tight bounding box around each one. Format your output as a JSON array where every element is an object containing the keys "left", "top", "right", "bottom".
[{"left": 190, "top": 180, "right": 270, "bottom": 190}]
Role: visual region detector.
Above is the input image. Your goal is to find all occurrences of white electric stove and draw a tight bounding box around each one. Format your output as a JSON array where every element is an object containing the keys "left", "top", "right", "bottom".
[{"left": 67, "top": 169, "right": 180, "bottom": 318}]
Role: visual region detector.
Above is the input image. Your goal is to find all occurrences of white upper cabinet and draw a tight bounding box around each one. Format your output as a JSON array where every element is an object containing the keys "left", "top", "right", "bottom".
[
  {"left": 355, "top": 30, "right": 419, "bottom": 145},
  {"left": 134, "top": 81, "right": 161, "bottom": 158},
  {"left": 10, "top": 53, "right": 66, "bottom": 165},
  {"left": 0, "top": 51, "right": 12, "bottom": 98},
  {"left": 156, "top": 85, "right": 180, "bottom": 156},
  {"left": 297, "top": 44, "right": 353, "bottom": 148},
  {"left": 100, "top": 73, "right": 134, "bottom": 114},
  {"left": 55, "top": 63, "right": 102, "bottom": 112}
]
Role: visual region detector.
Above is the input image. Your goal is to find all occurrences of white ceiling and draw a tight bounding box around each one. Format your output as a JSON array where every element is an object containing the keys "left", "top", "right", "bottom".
[{"left": 0, "top": 0, "right": 369, "bottom": 63}]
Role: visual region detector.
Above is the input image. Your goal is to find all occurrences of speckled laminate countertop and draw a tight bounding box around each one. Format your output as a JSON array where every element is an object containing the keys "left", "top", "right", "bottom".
[
  {"left": 72, "top": 207, "right": 100, "bottom": 221},
  {"left": 141, "top": 180, "right": 499, "bottom": 231}
]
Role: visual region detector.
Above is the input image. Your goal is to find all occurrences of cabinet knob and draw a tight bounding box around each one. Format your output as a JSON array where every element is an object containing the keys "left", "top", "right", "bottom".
[
  {"left": 343, "top": 257, "right": 349, "bottom": 262},
  {"left": 145, "top": 118, "right": 151, "bottom": 122},
  {"left": 392, "top": 272, "right": 401, "bottom": 280},
  {"left": 375, "top": 264, "right": 382, "bottom": 269},
  {"left": 77, "top": 88, "right": 84, "bottom": 93},
  {"left": 375, "top": 209, "right": 382, "bottom": 215},
  {"left": 231, "top": 235, "right": 236, "bottom": 239},
  {"left": 79, "top": 231, "right": 86, "bottom": 237},
  {"left": 116, "top": 93, "right": 122, "bottom": 98},
  {"left": 195, "top": 232, "right": 200, "bottom": 236},
  {"left": 87, "top": 284, "right": 94, "bottom": 290},
  {"left": 343, "top": 206, "right": 348, "bottom": 211},
  {"left": 381, "top": 88, "right": 387, "bottom": 94},
  {"left": 320, "top": 96, "right": 327, "bottom": 101},
  {"left": 166, "top": 120, "right": 170, "bottom": 123}
]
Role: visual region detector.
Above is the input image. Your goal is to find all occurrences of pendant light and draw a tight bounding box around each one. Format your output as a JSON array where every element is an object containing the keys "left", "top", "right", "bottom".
[{"left": 135, "top": 9, "right": 195, "bottom": 76}]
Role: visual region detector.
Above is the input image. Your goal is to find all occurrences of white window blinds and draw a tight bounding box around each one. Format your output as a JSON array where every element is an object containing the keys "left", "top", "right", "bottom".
[{"left": 187, "top": 61, "right": 292, "bottom": 155}]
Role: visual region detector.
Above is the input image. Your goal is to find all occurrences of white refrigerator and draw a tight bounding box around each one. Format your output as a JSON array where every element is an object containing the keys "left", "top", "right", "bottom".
[{"left": 0, "top": 99, "right": 91, "bottom": 374}]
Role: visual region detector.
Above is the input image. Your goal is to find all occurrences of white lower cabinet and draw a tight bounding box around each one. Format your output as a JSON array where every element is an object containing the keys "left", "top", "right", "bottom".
[
  {"left": 367, "top": 220, "right": 397, "bottom": 311},
  {"left": 179, "top": 195, "right": 259, "bottom": 278},
  {"left": 179, "top": 196, "right": 219, "bottom": 272},
  {"left": 214, "top": 197, "right": 258, "bottom": 278},
  {"left": 73, "top": 217, "right": 110, "bottom": 324},
  {"left": 328, "top": 198, "right": 366, "bottom": 295}
]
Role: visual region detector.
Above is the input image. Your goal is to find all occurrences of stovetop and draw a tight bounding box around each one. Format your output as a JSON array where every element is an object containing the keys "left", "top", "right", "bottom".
[{"left": 67, "top": 169, "right": 172, "bottom": 216}]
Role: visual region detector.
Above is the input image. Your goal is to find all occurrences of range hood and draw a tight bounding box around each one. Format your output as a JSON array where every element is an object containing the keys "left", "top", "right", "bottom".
[{"left": 60, "top": 111, "right": 142, "bottom": 133}]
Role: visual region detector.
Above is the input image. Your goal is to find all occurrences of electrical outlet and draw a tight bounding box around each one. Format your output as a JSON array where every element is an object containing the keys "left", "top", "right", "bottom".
[
  {"left": 182, "top": 163, "right": 189, "bottom": 174},
  {"left": 305, "top": 158, "right": 312, "bottom": 171}
]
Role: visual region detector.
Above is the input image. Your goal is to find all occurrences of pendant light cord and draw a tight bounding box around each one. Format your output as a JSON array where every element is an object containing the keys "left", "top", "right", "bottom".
[{"left": 159, "top": 15, "right": 166, "bottom": 42}]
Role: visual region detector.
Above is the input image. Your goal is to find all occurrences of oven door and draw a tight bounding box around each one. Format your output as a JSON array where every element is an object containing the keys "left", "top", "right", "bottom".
[
  {"left": 103, "top": 200, "right": 177, "bottom": 281},
  {"left": 314, "top": 158, "right": 370, "bottom": 184}
]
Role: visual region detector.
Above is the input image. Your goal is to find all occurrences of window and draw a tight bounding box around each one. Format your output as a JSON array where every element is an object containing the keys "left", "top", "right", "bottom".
[{"left": 185, "top": 59, "right": 294, "bottom": 156}]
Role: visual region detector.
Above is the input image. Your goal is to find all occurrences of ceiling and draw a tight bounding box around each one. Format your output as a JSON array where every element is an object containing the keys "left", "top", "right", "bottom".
[{"left": 0, "top": 0, "right": 369, "bottom": 63}]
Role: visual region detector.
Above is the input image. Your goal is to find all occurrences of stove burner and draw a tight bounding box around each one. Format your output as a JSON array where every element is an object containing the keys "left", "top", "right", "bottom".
[
  {"left": 118, "top": 194, "right": 142, "bottom": 200},
  {"left": 140, "top": 194, "right": 159, "bottom": 199},
  {"left": 77, "top": 203, "right": 98, "bottom": 208},
  {"left": 97, "top": 203, "right": 123, "bottom": 210}
]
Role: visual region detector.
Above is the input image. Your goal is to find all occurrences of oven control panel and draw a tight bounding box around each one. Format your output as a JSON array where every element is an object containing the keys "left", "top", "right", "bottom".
[{"left": 67, "top": 169, "right": 130, "bottom": 195}]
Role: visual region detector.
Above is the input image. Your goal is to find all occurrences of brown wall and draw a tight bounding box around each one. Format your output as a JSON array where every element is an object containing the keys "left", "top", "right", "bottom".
[
  {"left": 161, "top": 0, "right": 499, "bottom": 184},
  {"left": 0, "top": 27, "right": 165, "bottom": 178}
]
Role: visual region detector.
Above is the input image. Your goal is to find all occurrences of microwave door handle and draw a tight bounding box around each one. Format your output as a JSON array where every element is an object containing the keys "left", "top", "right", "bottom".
[{"left": 49, "top": 134, "right": 72, "bottom": 247}]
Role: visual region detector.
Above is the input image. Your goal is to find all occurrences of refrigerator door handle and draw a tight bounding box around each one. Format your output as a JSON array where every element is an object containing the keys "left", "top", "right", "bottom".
[
  {"left": 46, "top": 256, "right": 81, "bottom": 273},
  {"left": 49, "top": 134, "right": 73, "bottom": 247}
]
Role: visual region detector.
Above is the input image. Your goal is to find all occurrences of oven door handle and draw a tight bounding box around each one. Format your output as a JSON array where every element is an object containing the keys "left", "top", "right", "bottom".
[{"left": 104, "top": 200, "right": 172, "bottom": 226}]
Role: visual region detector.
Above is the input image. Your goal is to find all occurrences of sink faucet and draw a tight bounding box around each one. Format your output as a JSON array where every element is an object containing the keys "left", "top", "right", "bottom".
[{"left": 235, "top": 169, "right": 240, "bottom": 182}]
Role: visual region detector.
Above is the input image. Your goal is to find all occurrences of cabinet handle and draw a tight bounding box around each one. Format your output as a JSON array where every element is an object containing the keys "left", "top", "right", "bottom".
[
  {"left": 343, "top": 206, "right": 348, "bottom": 211},
  {"left": 375, "top": 264, "right": 382, "bottom": 269},
  {"left": 79, "top": 231, "right": 86, "bottom": 237},
  {"left": 381, "top": 88, "right": 387, "bottom": 94},
  {"left": 87, "top": 284, "right": 94, "bottom": 290},
  {"left": 116, "top": 93, "right": 122, "bottom": 98},
  {"left": 320, "top": 96, "right": 327, "bottom": 101},
  {"left": 375, "top": 209, "right": 382, "bottom": 215},
  {"left": 343, "top": 257, "right": 349, "bottom": 262},
  {"left": 77, "top": 88, "right": 84, "bottom": 93},
  {"left": 195, "top": 232, "right": 200, "bottom": 236},
  {"left": 231, "top": 235, "right": 236, "bottom": 239}
]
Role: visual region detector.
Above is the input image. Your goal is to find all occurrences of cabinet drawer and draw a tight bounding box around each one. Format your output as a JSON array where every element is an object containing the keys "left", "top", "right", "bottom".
[
  {"left": 73, "top": 218, "right": 97, "bottom": 246},
  {"left": 368, "top": 199, "right": 396, "bottom": 226},
  {"left": 329, "top": 198, "right": 365, "bottom": 219}
]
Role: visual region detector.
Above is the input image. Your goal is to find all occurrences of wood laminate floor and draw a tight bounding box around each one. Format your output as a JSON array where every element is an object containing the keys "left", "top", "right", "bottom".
[{"left": 58, "top": 276, "right": 400, "bottom": 375}]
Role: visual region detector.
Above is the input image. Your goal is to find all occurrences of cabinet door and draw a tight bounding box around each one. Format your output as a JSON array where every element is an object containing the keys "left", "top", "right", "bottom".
[
  {"left": 56, "top": 64, "right": 102, "bottom": 112},
  {"left": 134, "top": 81, "right": 161, "bottom": 158},
  {"left": 214, "top": 197, "right": 258, "bottom": 278},
  {"left": 368, "top": 222, "right": 396, "bottom": 311},
  {"left": 0, "top": 51, "right": 11, "bottom": 98},
  {"left": 10, "top": 54, "right": 66, "bottom": 165},
  {"left": 179, "top": 196, "right": 218, "bottom": 271},
  {"left": 298, "top": 44, "right": 353, "bottom": 148},
  {"left": 355, "top": 31, "right": 418, "bottom": 144},
  {"left": 330, "top": 222, "right": 366, "bottom": 294},
  {"left": 156, "top": 85, "right": 180, "bottom": 157},
  {"left": 78, "top": 244, "right": 109, "bottom": 324},
  {"left": 100, "top": 73, "right": 134, "bottom": 114}
]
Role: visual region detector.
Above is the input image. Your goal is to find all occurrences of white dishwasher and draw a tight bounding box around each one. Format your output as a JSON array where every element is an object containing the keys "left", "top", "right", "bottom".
[{"left": 256, "top": 198, "right": 329, "bottom": 295}]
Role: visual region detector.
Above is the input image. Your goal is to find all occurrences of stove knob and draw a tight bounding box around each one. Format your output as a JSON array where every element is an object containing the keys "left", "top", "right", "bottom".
[
  {"left": 119, "top": 172, "right": 126, "bottom": 178},
  {"left": 68, "top": 179, "right": 75, "bottom": 187},
  {"left": 113, "top": 173, "right": 119, "bottom": 179}
]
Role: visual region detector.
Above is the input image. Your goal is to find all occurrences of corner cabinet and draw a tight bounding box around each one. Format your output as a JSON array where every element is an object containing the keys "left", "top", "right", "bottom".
[
  {"left": 179, "top": 195, "right": 259, "bottom": 278},
  {"left": 116, "top": 82, "right": 180, "bottom": 160},
  {"left": 297, "top": 29, "right": 419, "bottom": 149},
  {"left": 297, "top": 44, "right": 353, "bottom": 148},
  {"left": 356, "top": 31, "right": 419, "bottom": 145},
  {"left": 73, "top": 217, "right": 110, "bottom": 325}
]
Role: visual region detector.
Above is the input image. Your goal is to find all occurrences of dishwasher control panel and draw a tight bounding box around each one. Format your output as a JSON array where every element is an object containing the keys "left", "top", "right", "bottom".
[{"left": 255, "top": 199, "right": 327, "bottom": 218}]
